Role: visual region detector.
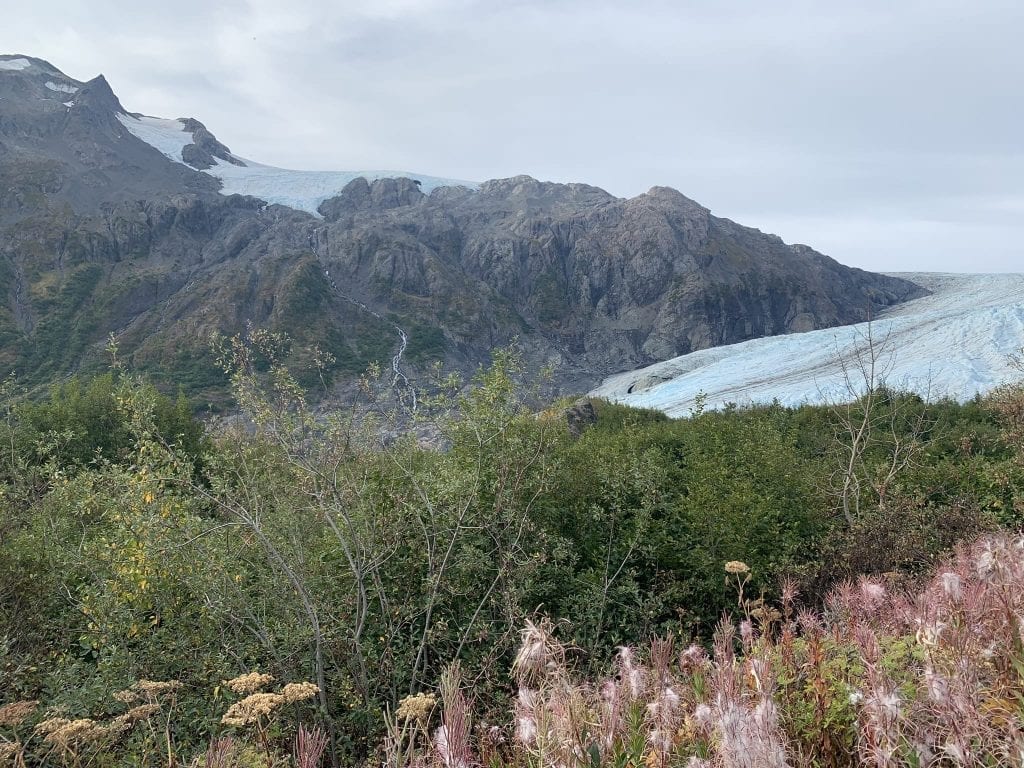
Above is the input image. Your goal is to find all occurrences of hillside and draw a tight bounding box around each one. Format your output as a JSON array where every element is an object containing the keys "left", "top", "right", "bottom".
[{"left": 0, "top": 54, "right": 923, "bottom": 399}]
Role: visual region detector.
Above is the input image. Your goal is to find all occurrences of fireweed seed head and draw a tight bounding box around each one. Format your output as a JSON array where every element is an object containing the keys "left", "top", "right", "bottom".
[
  {"left": 939, "top": 572, "right": 963, "bottom": 601},
  {"left": 513, "top": 620, "right": 551, "bottom": 681},
  {"left": 858, "top": 578, "right": 887, "bottom": 606},
  {"left": 680, "top": 644, "right": 708, "bottom": 670},
  {"left": 515, "top": 715, "right": 537, "bottom": 746}
]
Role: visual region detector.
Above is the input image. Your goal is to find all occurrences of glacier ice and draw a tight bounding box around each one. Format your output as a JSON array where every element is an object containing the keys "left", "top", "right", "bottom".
[
  {"left": 115, "top": 113, "right": 476, "bottom": 215},
  {"left": 590, "top": 273, "right": 1024, "bottom": 415}
]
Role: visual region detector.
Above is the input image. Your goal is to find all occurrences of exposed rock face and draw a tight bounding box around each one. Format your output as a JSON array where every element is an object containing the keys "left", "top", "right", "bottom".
[
  {"left": 0, "top": 54, "right": 926, "bottom": 400},
  {"left": 310, "top": 175, "right": 922, "bottom": 389}
]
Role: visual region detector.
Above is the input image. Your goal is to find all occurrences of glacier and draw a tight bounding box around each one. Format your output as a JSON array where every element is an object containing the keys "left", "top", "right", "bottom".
[
  {"left": 591, "top": 273, "right": 1024, "bottom": 416},
  {"left": 115, "top": 113, "right": 476, "bottom": 215}
]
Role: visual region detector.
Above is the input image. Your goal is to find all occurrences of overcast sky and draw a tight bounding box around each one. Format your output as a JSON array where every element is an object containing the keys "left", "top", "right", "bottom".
[{"left": 4, "top": 0, "right": 1022, "bottom": 272}]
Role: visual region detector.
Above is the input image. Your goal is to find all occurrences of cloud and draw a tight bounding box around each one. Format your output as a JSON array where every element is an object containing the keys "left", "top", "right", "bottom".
[{"left": 2, "top": 0, "right": 1021, "bottom": 271}]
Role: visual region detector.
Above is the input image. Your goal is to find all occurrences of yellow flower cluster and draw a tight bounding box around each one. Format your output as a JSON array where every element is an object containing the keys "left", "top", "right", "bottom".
[{"left": 724, "top": 560, "right": 750, "bottom": 575}]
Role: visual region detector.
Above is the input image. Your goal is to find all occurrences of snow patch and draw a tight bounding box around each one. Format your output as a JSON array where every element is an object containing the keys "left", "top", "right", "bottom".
[
  {"left": 0, "top": 58, "right": 32, "bottom": 71},
  {"left": 591, "top": 273, "right": 1024, "bottom": 415},
  {"left": 45, "top": 80, "right": 78, "bottom": 94},
  {"left": 116, "top": 114, "right": 193, "bottom": 162},
  {"left": 63, "top": 101, "right": 75, "bottom": 108},
  {"left": 115, "top": 112, "right": 477, "bottom": 216}
]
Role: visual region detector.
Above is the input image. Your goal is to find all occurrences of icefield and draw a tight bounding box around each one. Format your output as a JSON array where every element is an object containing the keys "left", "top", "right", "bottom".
[
  {"left": 116, "top": 114, "right": 476, "bottom": 215},
  {"left": 591, "top": 273, "right": 1024, "bottom": 416}
]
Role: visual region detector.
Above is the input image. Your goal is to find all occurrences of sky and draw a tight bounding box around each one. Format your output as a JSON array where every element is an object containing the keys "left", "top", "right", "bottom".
[{"left": 3, "top": 0, "right": 1022, "bottom": 272}]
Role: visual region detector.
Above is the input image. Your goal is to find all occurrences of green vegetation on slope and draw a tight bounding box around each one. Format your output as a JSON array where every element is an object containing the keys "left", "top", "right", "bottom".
[{"left": 0, "top": 344, "right": 1021, "bottom": 766}]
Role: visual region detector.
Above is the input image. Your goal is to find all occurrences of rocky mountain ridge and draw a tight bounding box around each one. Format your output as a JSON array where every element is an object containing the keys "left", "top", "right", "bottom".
[{"left": 0, "top": 54, "right": 926, "bottom": 401}]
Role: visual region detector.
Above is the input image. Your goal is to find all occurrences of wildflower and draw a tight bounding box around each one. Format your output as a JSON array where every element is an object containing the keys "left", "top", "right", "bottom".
[
  {"left": 223, "top": 671, "right": 274, "bottom": 695},
  {"left": 0, "top": 700, "right": 37, "bottom": 727},
  {"left": 396, "top": 692, "right": 436, "bottom": 723},
  {"left": 280, "top": 681, "right": 319, "bottom": 704},
  {"left": 724, "top": 561, "right": 750, "bottom": 575},
  {"left": 221, "top": 692, "right": 284, "bottom": 727}
]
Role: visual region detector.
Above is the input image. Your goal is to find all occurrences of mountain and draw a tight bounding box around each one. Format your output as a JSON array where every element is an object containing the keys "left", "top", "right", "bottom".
[
  {"left": 0, "top": 55, "right": 925, "bottom": 400},
  {"left": 592, "top": 272, "right": 1024, "bottom": 414}
]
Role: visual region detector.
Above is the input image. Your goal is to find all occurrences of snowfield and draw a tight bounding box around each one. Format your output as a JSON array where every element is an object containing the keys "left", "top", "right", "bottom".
[
  {"left": 115, "top": 113, "right": 476, "bottom": 215},
  {"left": 45, "top": 80, "right": 78, "bottom": 94},
  {"left": 0, "top": 58, "right": 31, "bottom": 71},
  {"left": 591, "top": 273, "right": 1024, "bottom": 415}
]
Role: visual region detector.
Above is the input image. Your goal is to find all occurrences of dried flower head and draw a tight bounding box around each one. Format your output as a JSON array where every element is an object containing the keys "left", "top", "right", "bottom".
[
  {"left": 112, "top": 688, "right": 138, "bottom": 705},
  {"left": 34, "top": 717, "right": 72, "bottom": 736},
  {"left": 43, "top": 718, "right": 108, "bottom": 746},
  {"left": 0, "top": 700, "right": 38, "bottom": 727},
  {"left": 221, "top": 693, "right": 285, "bottom": 727},
  {"left": 125, "top": 704, "right": 160, "bottom": 722},
  {"left": 724, "top": 561, "right": 750, "bottom": 575},
  {"left": 136, "top": 679, "right": 182, "bottom": 698},
  {"left": 0, "top": 741, "right": 23, "bottom": 760},
  {"left": 223, "top": 671, "right": 275, "bottom": 696},
  {"left": 396, "top": 692, "right": 437, "bottom": 723},
  {"left": 280, "top": 682, "right": 319, "bottom": 705}
]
